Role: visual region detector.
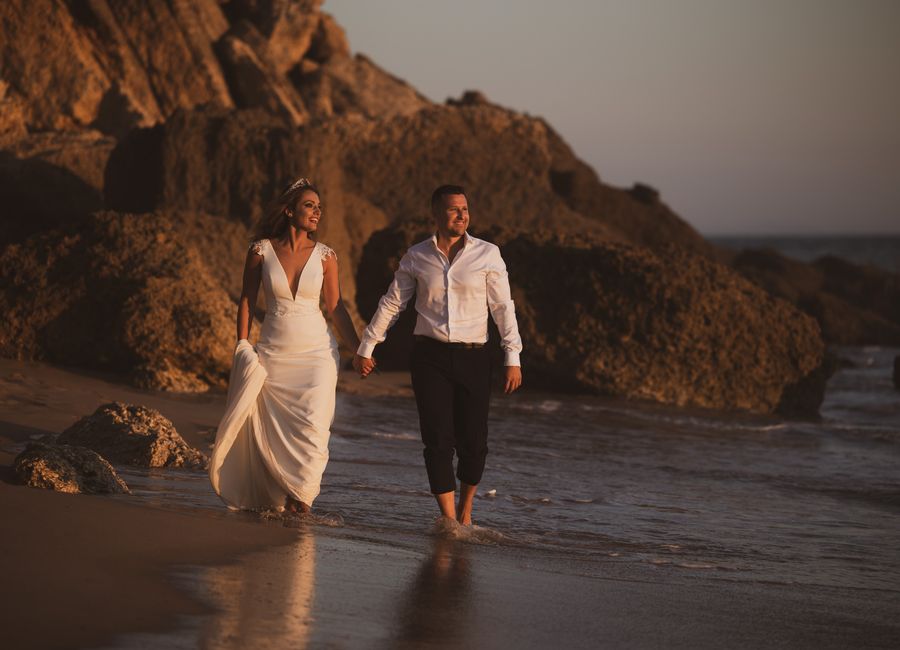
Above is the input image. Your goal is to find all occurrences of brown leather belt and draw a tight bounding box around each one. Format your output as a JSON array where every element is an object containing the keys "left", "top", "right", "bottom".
[{"left": 414, "top": 335, "right": 485, "bottom": 349}]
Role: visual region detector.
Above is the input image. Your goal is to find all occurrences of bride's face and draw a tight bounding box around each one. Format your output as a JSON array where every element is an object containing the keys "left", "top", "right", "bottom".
[{"left": 288, "top": 190, "right": 322, "bottom": 232}]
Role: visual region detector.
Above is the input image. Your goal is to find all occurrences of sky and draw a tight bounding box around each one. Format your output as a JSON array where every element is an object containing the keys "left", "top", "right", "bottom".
[{"left": 326, "top": 0, "right": 900, "bottom": 235}]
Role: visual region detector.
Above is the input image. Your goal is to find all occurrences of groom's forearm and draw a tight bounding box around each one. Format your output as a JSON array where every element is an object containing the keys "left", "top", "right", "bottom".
[
  {"left": 358, "top": 286, "right": 414, "bottom": 357},
  {"left": 357, "top": 254, "right": 416, "bottom": 358}
]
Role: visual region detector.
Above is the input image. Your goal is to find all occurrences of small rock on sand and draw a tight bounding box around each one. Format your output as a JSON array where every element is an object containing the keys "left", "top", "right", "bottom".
[
  {"left": 58, "top": 402, "right": 208, "bottom": 469},
  {"left": 13, "top": 442, "right": 130, "bottom": 494}
]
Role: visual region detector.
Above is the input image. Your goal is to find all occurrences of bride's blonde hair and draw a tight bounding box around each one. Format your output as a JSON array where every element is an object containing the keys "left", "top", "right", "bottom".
[{"left": 251, "top": 178, "right": 320, "bottom": 241}]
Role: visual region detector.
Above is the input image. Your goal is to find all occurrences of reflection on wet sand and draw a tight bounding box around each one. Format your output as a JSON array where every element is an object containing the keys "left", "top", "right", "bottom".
[
  {"left": 389, "top": 539, "right": 473, "bottom": 649},
  {"left": 196, "top": 531, "right": 316, "bottom": 649}
]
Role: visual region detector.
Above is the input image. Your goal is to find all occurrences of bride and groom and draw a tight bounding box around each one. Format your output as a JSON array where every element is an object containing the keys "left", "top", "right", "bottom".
[{"left": 208, "top": 179, "right": 523, "bottom": 525}]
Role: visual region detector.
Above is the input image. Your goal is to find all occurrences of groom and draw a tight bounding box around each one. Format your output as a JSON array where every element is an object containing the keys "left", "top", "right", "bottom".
[{"left": 353, "top": 185, "right": 523, "bottom": 525}]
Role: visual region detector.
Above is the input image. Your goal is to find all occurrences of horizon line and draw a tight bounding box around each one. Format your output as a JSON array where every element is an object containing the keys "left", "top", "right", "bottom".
[{"left": 701, "top": 231, "right": 900, "bottom": 239}]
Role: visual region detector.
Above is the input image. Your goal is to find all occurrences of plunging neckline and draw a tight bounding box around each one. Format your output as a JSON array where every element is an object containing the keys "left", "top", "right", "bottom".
[{"left": 267, "top": 239, "right": 317, "bottom": 301}]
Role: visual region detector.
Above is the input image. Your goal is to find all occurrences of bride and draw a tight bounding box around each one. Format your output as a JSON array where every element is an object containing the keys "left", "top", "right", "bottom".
[{"left": 209, "top": 178, "right": 366, "bottom": 515}]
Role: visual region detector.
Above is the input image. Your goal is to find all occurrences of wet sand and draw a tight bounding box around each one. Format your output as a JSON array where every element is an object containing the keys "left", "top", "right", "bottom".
[
  {"left": 0, "top": 480, "right": 297, "bottom": 650},
  {"left": 99, "top": 531, "right": 900, "bottom": 649},
  {"left": 1, "top": 359, "right": 898, "bottom": 649}
]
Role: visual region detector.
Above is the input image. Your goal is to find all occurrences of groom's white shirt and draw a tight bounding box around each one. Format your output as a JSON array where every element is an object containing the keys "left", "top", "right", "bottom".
[{"left": 357, "top": 232, "right": 523, "bottom": 366}]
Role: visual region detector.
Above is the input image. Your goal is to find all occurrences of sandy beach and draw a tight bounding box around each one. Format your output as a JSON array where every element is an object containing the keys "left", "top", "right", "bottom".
[{"left": 2, "top": 358, "right": 898, "bottom": 649}]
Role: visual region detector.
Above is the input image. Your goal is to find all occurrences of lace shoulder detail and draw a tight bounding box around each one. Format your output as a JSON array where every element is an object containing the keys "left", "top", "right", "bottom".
[
  {"left": 249, "top": 240, "right": 265, "bottom": 257},
  {"left": 318, "top": 242, "right": 337, "bottom": 262}
]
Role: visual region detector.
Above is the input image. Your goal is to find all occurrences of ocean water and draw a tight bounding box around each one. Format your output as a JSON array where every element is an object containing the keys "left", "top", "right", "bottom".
[
  {"left": 709, "top": 234, "right": 900, "bottom": 273},
  {"left": 118, "top": 345, "right": 900, "bottom": 597}
]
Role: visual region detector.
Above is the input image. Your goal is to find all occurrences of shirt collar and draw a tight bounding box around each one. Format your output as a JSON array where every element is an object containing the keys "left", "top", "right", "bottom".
[{"left": 431, "top": 231, "right": 471, "bottom": 248}]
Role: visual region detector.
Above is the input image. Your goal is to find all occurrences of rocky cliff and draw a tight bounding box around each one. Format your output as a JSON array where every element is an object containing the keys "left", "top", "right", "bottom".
[{"left": 0, "top": 0, "right": 841, "bottom": 414}]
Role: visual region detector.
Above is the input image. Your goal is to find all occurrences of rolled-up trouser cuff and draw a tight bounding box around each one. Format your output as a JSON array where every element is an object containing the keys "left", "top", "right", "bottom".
[
  {"left": 424, "top": 447, "right": 456, "bottom": 493},
  {"left": 456, "top": 445, "right": 488, "bottom": 486}
]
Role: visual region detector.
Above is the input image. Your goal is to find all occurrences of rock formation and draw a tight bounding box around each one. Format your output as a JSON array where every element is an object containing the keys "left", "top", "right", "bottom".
[
  {"left": 58, "top": 402, "right": 207, "bottom": 469},
  {"left": 0, "top": 0, "right": 861, "bottom": 415},
  {"left": 13, "top": 442, "right": 130, "bottom": 494}
]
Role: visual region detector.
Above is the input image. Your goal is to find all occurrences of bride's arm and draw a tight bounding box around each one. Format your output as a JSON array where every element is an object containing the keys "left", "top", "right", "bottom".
[
  {"left": 322, "top": 254, "right": 362, "bottom": 351},
  {"left": 237, "top": 248, "right": 263, "bottom": 342}
]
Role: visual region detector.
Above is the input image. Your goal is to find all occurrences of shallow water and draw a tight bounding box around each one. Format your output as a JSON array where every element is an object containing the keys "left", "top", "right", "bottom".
[{"left": 115, "top": 345, "right": 900, "bottom": 595}]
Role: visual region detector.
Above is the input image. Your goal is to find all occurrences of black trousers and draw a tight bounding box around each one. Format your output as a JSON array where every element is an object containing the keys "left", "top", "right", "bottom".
[{"left": 410, "top": 337, "right": 492, "bottom": 494}]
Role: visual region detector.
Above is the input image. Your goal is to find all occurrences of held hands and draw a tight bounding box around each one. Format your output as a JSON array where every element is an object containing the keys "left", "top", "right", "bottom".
[
  {"left": 504, "top": 366, "right": 522, "bottom": 394},
  {"left": 353, "top": 354, "right": 377, "bottom": 378}
]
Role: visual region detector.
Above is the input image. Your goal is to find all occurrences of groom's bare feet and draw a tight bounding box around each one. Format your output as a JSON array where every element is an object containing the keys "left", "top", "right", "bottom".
[{"left": 456, "top": 482, "right": 477, "bottom": 526}]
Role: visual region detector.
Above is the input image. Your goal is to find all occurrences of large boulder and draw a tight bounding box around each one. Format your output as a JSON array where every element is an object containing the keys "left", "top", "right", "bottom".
[
  {"left": 58, "top": 402, "right": 207, "bottom": 469},
  {"left": 357, "top": 224, "right": 828, "bottom": 415},
  {"left": 731, "top": 248, "right": 900, "bottom": 345},
  {"left": 13, "top": 442, "right": 131, "bottom": 494},
  {"left": 0, "top": 211, "right": 236, "bottom": 391}
]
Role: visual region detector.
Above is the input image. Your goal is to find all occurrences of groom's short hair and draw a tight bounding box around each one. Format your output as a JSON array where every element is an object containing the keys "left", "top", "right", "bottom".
[{"left": 431, "top": 184, "right": 467, "bottom": 209}]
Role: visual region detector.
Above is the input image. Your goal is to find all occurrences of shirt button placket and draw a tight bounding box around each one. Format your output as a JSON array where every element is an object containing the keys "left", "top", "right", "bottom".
[{"left": 445, "top": 262, "right": 451, "bottom": 340}]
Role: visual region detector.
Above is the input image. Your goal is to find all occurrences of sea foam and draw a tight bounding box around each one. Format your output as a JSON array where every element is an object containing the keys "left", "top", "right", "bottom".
[{"left": 429, "top": 517, "right": 508, "bottom": 545}]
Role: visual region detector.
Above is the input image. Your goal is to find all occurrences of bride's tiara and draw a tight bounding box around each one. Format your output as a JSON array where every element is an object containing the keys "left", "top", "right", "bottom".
[{"left": 284, "top": 177, "right": 313, "bottom": 195}]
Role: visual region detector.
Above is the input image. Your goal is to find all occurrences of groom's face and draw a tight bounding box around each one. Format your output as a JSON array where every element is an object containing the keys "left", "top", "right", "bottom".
[{"left": 433, "top": 194, "right": 469, "bottom": 238}]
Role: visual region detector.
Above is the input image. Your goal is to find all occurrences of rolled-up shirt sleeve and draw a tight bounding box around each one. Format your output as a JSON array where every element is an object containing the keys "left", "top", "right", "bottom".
[
  {"left": 357, "top": 253, "right": 417, "bottom": 358},
  {"left": 486, "top": 248, "right": 523, "bottom": 367}
]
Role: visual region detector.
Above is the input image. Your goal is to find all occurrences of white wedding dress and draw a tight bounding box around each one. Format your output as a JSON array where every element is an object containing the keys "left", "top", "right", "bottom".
[{"left": 209, "top": 239, "right": 340, "bottom": 510}]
